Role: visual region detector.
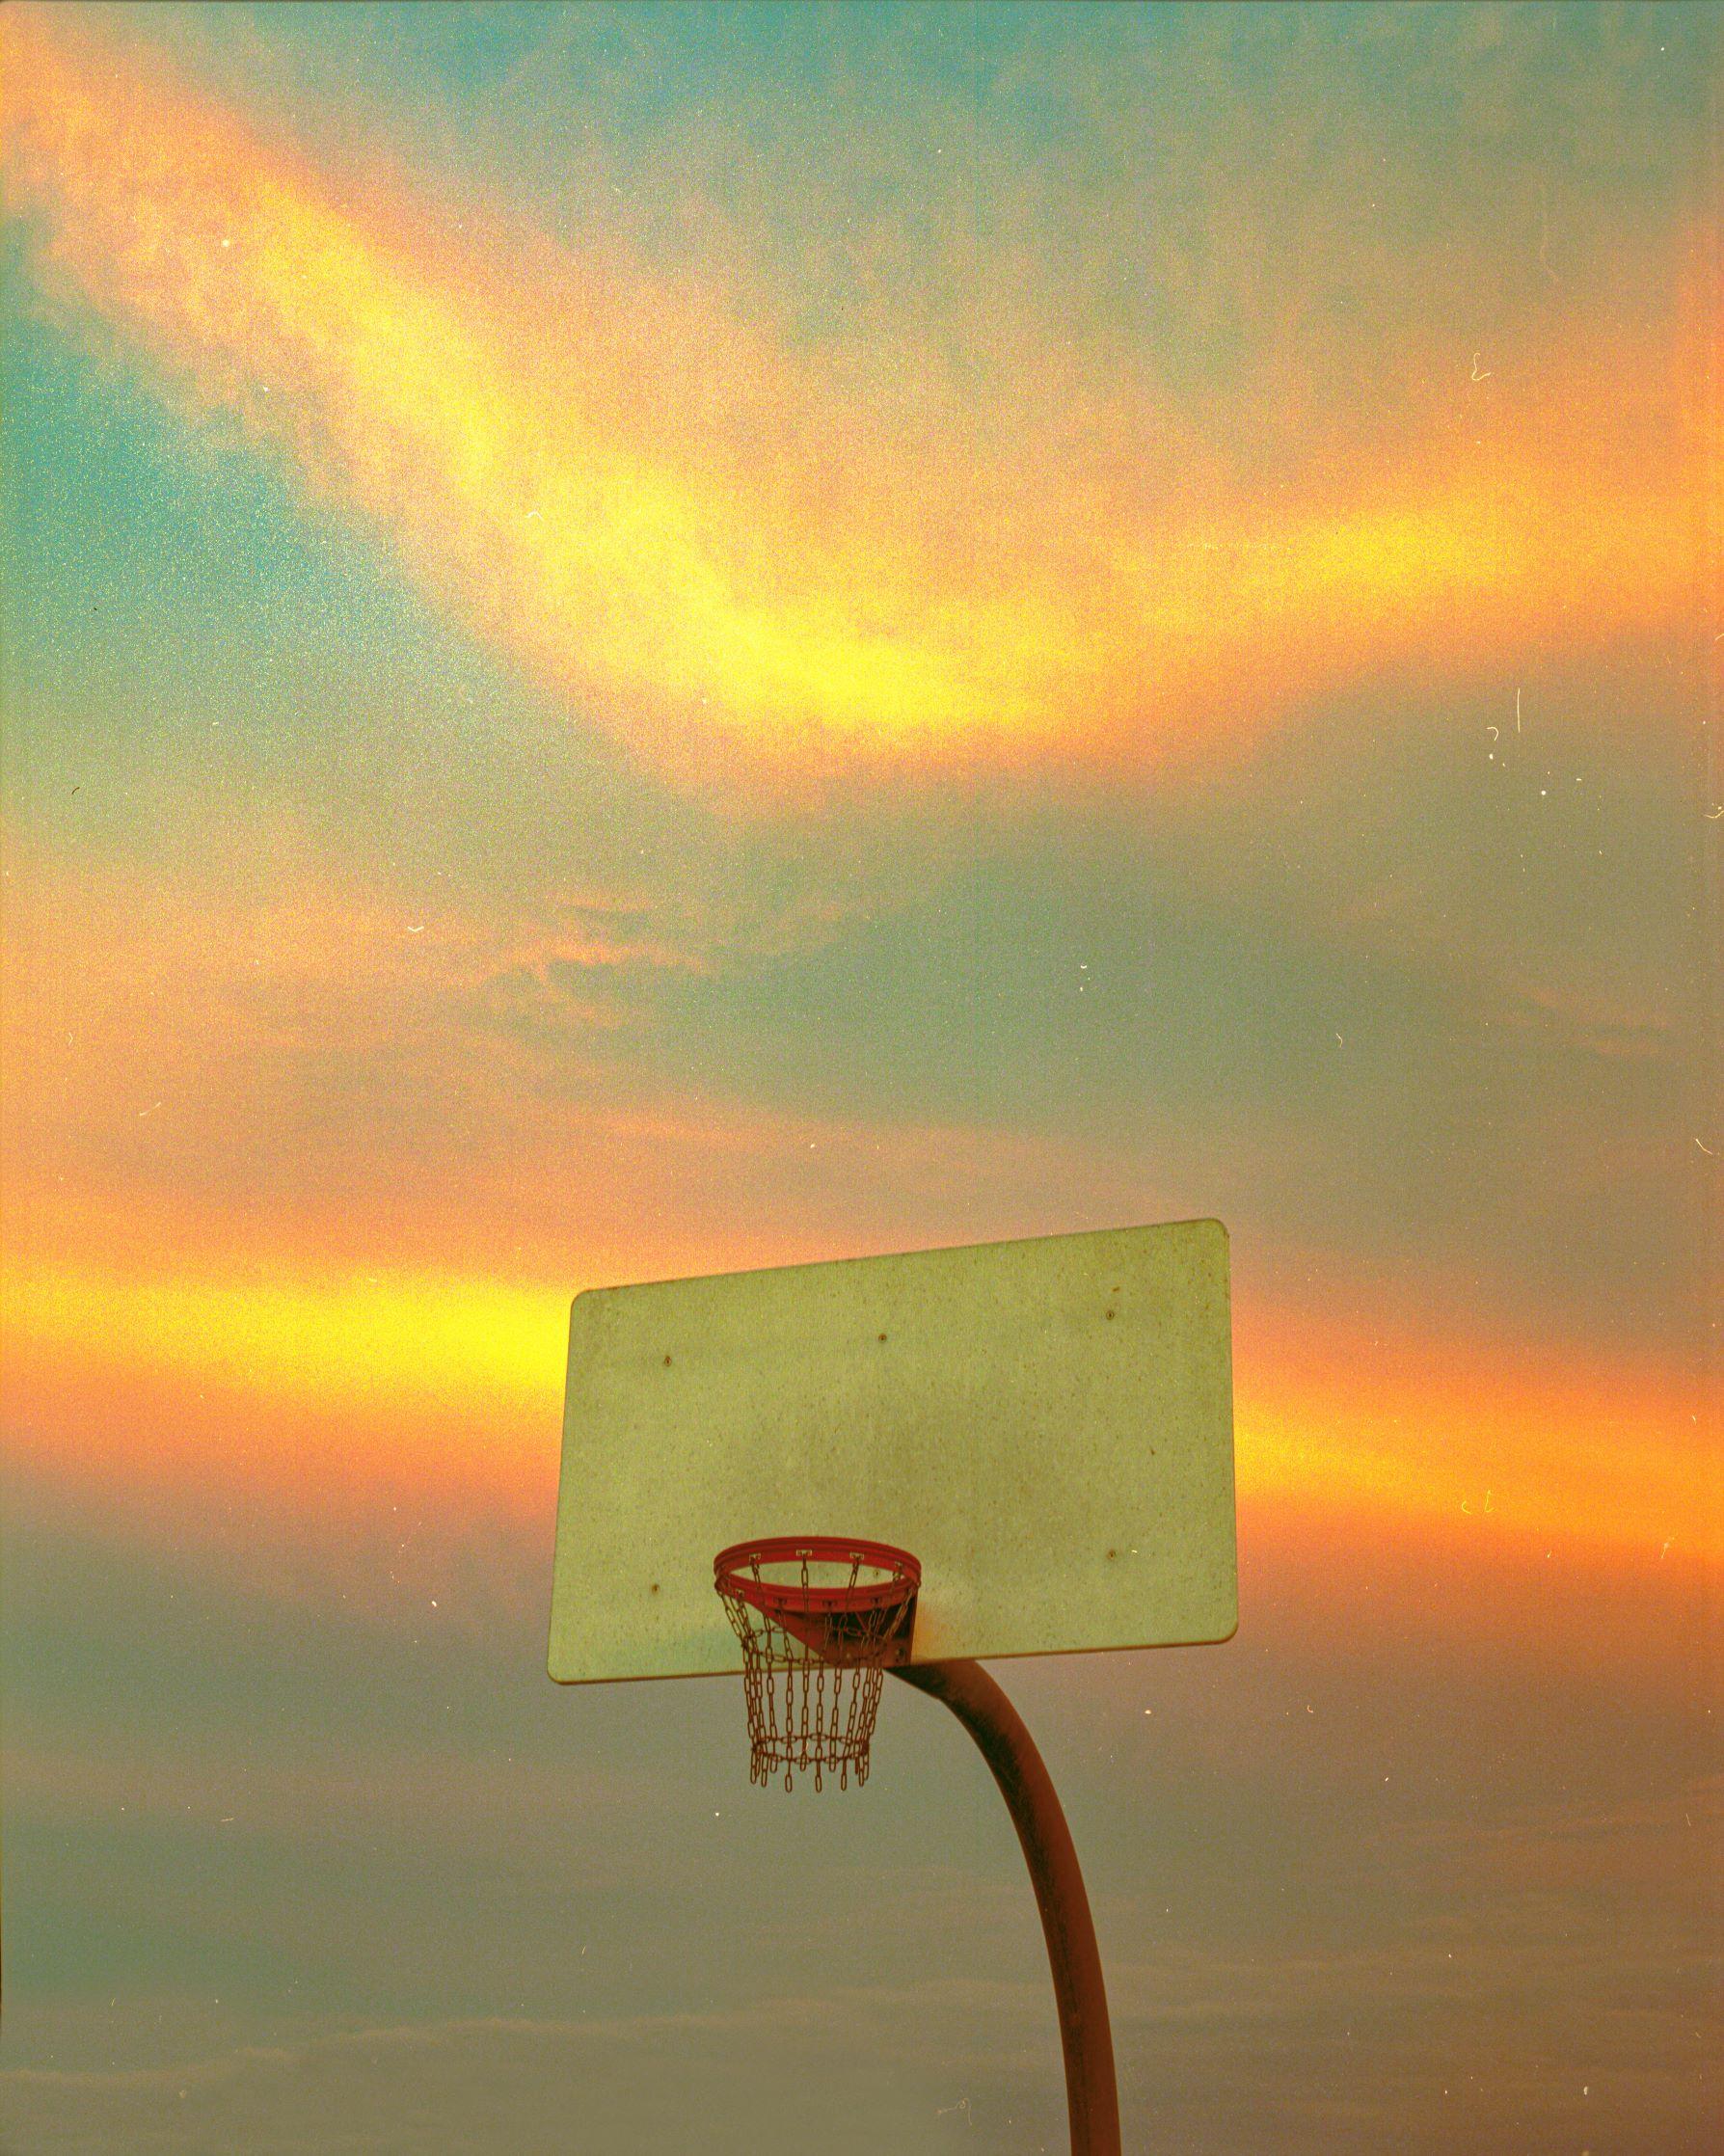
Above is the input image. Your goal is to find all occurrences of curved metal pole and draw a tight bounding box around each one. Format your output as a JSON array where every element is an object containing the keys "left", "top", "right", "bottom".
[{"left": 891, "top": 1658, "right": 1121, "bottom": 2155}]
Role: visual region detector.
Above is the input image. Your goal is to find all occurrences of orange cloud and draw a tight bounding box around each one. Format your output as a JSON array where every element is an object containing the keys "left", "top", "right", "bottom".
[
  {"left": 13, "top": 825, "right": 1208, "bottom": 1314},
  {"left": 5, "top": 831, "right": 1711, "bottom": 1584},
  {"left": 2, "top": 9, "right": 1706, "bottom": 794},
  {"left": 6, "top": 820, "right": 1710, "bottom": 1603},
  {"left": 1236, "top": 1295, "right": 1713, "bottom": 1567},
  {"left": 5, "top": 1226, "right": 1711, "bottom": 1602}
]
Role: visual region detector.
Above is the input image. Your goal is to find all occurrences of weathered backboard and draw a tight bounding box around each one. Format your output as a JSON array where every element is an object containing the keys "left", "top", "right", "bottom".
[{"left": 549, "top": 1220, "right": 1235, "bottom": 1683}]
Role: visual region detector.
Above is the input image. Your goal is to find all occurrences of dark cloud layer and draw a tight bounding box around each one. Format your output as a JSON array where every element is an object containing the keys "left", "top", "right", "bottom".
[{"left": 4, "top": 1468, "right": 1717, "bottom": 2151}]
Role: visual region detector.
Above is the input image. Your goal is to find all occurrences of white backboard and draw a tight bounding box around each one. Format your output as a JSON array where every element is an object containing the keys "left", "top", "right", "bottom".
[{"left": 549, "top": 1220, "right": 1235, "bottom": 1683}]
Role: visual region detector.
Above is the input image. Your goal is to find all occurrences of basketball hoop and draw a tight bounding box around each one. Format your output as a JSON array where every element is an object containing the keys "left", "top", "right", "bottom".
[{"left": 714, "top": 1537, "right": 921, "bottom": 1790}]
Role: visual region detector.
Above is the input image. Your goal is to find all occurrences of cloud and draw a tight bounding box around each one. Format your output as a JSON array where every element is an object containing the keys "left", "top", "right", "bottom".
[
  {"left": 2, "top": 7, "right": 1706, "bottom": 797},
  {"left": 6, "top": 1423, "right": 1710, "bottom": 2153},
  {"left": 0, "top": 1914, "right": 1708, "bottom": 2154},
  {"left": 3, "top": 829, "right": 1710, "bottom": 1579},
  {"left": 4, "top": 1225, "right": 1710, "bottom": 1614},
  {"left": 0, "top": 1995, "right": 1041, "bottom": 2155},
  {"left": 5, "top": 1734, "right": 663, "bottom": 1853}
]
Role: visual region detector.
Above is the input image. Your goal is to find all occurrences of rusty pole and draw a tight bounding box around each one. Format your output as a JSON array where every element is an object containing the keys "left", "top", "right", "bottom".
[{"left": 892, "top": 1658, "right": 1121, "bottom": 2155}]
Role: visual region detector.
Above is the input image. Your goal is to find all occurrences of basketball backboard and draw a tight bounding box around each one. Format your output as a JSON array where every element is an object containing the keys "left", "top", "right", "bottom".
[{"left": 548, "top": 1219, "right": 1235, "bottom": 1684}]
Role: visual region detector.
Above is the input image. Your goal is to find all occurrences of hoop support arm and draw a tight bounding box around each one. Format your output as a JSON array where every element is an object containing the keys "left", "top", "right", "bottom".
[{"left": 891, "top": 1657, "right": 1121, "bottom": 2155}]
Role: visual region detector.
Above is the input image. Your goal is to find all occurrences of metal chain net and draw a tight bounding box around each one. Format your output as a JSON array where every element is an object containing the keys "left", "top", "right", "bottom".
[{"left": 716, "top": 1549, "right": 913, "bottom": 1791}]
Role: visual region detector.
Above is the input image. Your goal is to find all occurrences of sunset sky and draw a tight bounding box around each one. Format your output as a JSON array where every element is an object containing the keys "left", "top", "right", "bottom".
[{"left": 2, "top": 4, "right": 1717, "bottom": 2149}]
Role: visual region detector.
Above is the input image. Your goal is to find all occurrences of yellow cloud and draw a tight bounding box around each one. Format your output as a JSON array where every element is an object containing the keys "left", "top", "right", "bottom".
[
  {"left": 4, "top": 1236, "right": 1711, "bottom": 1575},
  {"left": 3, "top": 9, "right": 1706, "bottom": 793},
  {"left": 3, "top": 1254, "right": 564, "bottom": 1416}
]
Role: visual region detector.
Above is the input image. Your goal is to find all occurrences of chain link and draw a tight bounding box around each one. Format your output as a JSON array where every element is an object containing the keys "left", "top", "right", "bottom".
[{"left": 716, "top": 1545, "right": 915, "bottom": 1790}]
